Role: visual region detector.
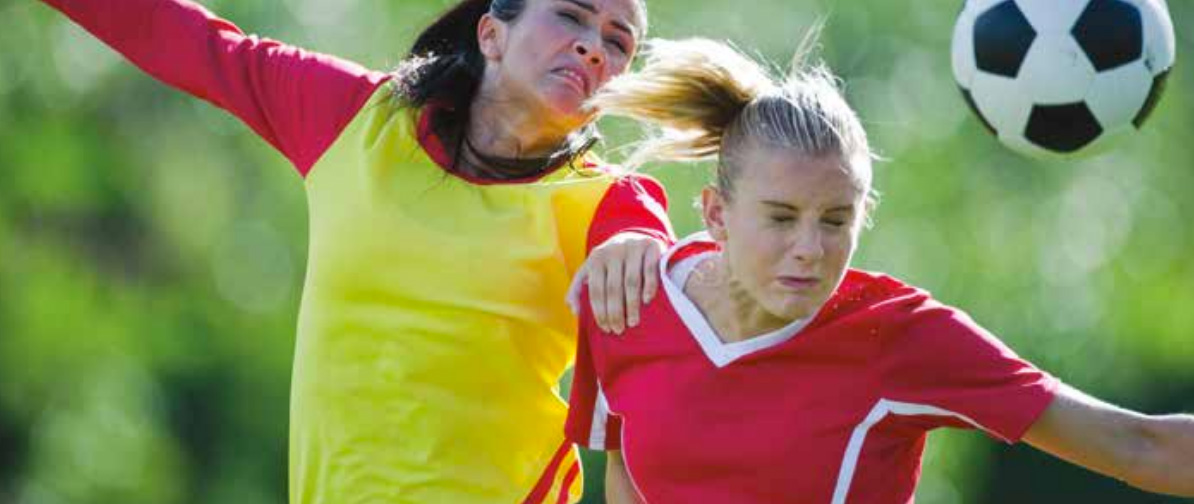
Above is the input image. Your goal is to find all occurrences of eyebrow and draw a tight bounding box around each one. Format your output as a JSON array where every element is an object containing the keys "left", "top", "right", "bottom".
[
  {"left": 762, "top": 201, "right": 856, "bottom": 212},
  {"left": 560, "top": 0, "right": 638, "bottom": 39}
]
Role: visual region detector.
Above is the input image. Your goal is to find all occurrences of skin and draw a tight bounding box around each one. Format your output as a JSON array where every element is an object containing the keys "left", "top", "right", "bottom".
[
  {"left": 1023, "top": 384, "right": 1194, "bottom": 496},
  {"left": 607, "top": 450, "right": 644, "bottom": 504},
  {"left": 694, "top": 149, "right": 864, "bottom": 342},
  {"left": 475, "top": 0, "right": 641, "bottom": 158},
  {"left": 604, "top": 144, "right": 1194, "bottom": 501},
  {"left": 476, "top": 0, "right": 662, "bottom": 330}
]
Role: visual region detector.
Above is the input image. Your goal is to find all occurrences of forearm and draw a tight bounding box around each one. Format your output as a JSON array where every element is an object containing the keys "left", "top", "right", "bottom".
[
  {"left": 1024, "top": 385, "right": 1194, "bottom": 497},
  {"left": 1128, "top": 414, "right": 1194, "bottom": 496},
  {"left": 606, "top": 451, "right": 643, "bottom": 504}
]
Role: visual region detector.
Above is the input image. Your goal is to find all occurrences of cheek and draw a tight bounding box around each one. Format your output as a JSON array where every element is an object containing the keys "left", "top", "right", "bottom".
[
  {"left": 733, "top": 228, "right": 786, "bottom": 278},
  {"left": 510, "top": 21, "right": 566, "bottom": 64},
  {"left": 602, "top": 56, "right": 633, "bottom": 83},
  {"left": 822, "top": 233, "right": 856, "bottom": 270}
]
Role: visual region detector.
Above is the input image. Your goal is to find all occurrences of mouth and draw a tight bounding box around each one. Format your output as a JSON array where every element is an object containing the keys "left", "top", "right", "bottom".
[
  {"left": 777, "top": 276, "right": 820, "bottom": 291},
  {"left": 552, "top": 66, "right": 591, "bottom": 96}
]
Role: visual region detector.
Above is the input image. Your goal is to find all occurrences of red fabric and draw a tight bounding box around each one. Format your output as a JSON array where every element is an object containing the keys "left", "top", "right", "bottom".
[
  {"left": 566, "top": 237, "right": 1058, "bottom": 503},
  {"left": 555, "top": 463, "right": 581, "bottom": 504},
  {"left": 585, "top": 175, "right": 675, "bottom": 252},
  {"left": 520, "top": 440, "right": 573, "bottom": 504},
  {"left": 42, "top": 0, "right": 389, "bottom": 177}
]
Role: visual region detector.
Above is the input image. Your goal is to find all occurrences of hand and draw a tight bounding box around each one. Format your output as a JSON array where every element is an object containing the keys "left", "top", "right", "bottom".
[{"left": 567, "top": 232, "right": 666, "bottom": 334}]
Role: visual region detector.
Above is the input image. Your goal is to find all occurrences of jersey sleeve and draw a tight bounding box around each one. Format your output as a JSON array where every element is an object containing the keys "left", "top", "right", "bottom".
[
  {"left": 41, "top": 0, "right": 390, "bottom": 177},
  {"left": 564, "top": 295, "right": 623, "bottom": 451},
  {"left": 585, "top": 173, "right": 675, "bottom": 251},
  {"left": 879, "top": 298, "right": 1060, "bottom": 443}
]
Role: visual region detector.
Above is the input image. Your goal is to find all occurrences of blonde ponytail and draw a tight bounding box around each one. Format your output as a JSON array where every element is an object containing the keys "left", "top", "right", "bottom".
[
  {"left": 589, "top": 38, "right": 775, "bottom": 166},
  {"left": 593, "top": 32, "right": 875, "bottom": 210}
]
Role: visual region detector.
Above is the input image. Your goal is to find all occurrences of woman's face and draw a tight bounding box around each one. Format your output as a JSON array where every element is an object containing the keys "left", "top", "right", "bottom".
[
  {"left": 479, "top": 0, "right": 643, "bottom": 129},
  {"left": 703, "top": 147, "right": 867, "bottom": 322}
]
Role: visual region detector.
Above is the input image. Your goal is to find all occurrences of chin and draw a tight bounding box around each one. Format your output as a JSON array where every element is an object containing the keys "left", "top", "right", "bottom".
[
  {"left": 765, "top": 303, "right": 810, "bottom": 323},
  {"left": 770, "top": 295, "right": 825, "bottom": 322},
  {"left": 541, "top": 90, "right": 591, "bottom": 124}
]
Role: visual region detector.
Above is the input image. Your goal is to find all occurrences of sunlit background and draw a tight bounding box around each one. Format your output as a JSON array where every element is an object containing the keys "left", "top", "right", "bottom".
[{"left": 1, "top": 0, "right": 1192, "bottom": 502}]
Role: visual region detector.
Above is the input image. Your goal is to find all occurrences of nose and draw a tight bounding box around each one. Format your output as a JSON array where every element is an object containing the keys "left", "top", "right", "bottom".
[
  {"left": 790, "top": 228, "right": 824, "bottom": 263},
  {"left": 574, "top": 38, "right": 604, "bottom": 67}
]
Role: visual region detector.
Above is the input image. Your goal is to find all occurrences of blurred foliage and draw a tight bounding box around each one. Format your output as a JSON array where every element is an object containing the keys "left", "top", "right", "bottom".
[{"left": 1, "top": 0, "right": 1192, "bottom": 503}]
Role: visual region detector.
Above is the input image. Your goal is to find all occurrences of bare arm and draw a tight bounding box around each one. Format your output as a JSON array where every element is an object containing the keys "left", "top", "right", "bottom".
[
  {"left": 1022, "top": 383, "right": 1194, "bottom": 496},
  {"left": 606, "top": 450, "right": 644, "bottom": 504}
]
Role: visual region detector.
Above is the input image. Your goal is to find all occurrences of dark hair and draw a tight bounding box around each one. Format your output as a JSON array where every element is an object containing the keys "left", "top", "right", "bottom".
[
  {"left": 394, "top": 0, "right": 523, "bottom": 110},
  {"left": 392, "top": 0, "right": 579, "bottom": 175},
  {"left": 393, "top": 0, "right": 645, "bottom": 177}
]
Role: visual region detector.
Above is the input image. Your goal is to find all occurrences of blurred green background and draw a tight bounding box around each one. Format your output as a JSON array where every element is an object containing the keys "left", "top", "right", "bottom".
[{"left": 1, "top": 0, "right": 1192, "bottom": 502}]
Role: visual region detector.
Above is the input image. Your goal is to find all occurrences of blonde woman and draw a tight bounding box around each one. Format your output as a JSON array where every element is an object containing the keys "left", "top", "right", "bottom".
[{"left": 566, "top": 37, "right": 1194, "bottom": 503}]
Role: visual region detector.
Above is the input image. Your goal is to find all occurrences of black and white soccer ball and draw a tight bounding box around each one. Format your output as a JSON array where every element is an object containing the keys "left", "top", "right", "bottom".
[{"left": 952, "top": 0, "right": 1175, "bottom": 157}]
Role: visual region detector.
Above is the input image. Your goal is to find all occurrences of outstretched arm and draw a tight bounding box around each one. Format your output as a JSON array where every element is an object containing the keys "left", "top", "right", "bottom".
[
  {"left": 1023, "top": 383, "right": 1194, "bottom": 496},
  {"left": 40, "top": 0, "right": 389, "bottom": 175}
]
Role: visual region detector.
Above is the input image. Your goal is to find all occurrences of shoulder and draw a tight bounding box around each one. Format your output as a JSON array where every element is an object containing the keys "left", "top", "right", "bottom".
[
  {"left": 817, "top": 270, "right": 988, "bottom": 344},
  {"left": 818, "top": 270, "right": 932, "bottom": 322},
  {"left": 570, "top": 161, "right": 667, "bottom": 192},
  {"left": 351, "top": 83, "right": 420, "bottom": 147},
  {"left": 838, "top": 273, "right": 1015, "bottom": 365}
]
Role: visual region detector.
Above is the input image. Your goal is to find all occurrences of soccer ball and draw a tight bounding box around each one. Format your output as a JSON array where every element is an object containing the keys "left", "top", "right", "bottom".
[{"left": 952, "top": 0, "right": 1176, "bottom": 157}]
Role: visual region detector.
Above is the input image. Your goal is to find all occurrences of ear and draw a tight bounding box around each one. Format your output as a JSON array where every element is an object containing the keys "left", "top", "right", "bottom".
[
  {"left": 477, "top": 13, "right": 507, "bottom": 62},
  {"left": 701, "top": 186, "right": 729, "bottom": 242}
]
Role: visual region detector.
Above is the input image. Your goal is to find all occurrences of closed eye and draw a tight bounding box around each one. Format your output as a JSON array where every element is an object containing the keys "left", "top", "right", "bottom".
[
  {"left": 605, "top": 37, "right": 628, "bottom": 55},
  {"left": 557, "top": 10, "right": 582, "bottom": 25}
]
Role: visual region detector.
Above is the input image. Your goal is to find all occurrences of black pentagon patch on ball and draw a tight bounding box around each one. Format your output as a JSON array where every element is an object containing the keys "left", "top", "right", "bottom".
[
  {"left": 973, "top": 0, "right": 1037, "bottom": 78},
  {"left": 1072, "top": 0, "right": 1142, "bottom": 72},
  {"left": 1133, "top": 69, "right": 1170, "bottom": 128},
  {"left": 1025, "top": 103, "right": 1104, "bottom": 153},
  {"left": 959, "top": 86, "right": 997, "bottom": 135}
]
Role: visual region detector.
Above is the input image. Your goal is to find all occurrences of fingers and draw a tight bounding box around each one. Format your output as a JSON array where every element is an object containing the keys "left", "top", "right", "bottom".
[
  {"left": 586, "top": 234, "right": 669, "bottom": 335},
  {"left": 566, "top": 263, "right": 587, "bottom": 315},
  {"left": 603, "top": 257, "right": 626, "bottom": 334},
  {"left": 587, "top": 258, "right": 610, "bottom": 332},
  {"left": 640, "top": 243, "right": 662, "bottom": 306},
  {"left": 623, "top": 252, "right": 643, "bottom": 330}
]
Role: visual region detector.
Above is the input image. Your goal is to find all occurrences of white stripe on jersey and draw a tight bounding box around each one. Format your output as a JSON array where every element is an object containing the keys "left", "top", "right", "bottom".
[
  {"left": 832, "top": 399, "right": 1001, "bottom": 504},
  {"left": 590, "top": 384, "right": 611, "bottom": 450}
]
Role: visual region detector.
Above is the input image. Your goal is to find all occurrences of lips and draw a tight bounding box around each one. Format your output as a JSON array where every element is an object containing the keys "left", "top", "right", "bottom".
[
  {"left": 552, "top": 65, "right": 592, "bottom": 96},
  {"left": 777, "top": 276, "right": 820, "bottom": 290}
]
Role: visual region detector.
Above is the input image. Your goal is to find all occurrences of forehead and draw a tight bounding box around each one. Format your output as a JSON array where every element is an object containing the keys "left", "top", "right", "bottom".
[
  {"left": 541, "top": 0, "right": 646, "bottom": 34},
  {"left": 732, "top": 147, "right": 864, "bottom": 205}
]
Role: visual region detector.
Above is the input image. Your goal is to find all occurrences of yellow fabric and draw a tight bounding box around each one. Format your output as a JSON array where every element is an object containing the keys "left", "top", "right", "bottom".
[{"left": 290, "top": 84, "right": 618, "bottom": 504}]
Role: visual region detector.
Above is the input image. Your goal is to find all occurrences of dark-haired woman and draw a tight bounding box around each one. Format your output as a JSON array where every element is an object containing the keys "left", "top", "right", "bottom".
[{"left": 39, "top": 0, "right": 667, "bottom": 502}]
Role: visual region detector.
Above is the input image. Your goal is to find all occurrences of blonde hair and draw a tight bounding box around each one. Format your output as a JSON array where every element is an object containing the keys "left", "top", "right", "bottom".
[{"left": 590, "top": 33, "right": 877, "bottom": 210}]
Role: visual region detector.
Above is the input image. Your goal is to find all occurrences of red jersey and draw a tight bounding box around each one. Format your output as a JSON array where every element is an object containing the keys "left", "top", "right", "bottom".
[{"left": 566, "top": 233, "right": 1059, "bottom": 504}]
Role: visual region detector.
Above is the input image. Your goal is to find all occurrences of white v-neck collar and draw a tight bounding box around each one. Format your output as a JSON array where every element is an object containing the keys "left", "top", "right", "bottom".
[{"left": 660, "top": 232, "right": 815, "bottom": 368}]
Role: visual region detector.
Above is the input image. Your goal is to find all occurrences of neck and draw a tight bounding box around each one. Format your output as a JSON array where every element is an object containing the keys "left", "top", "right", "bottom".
[
  {"left": 467, "top": 78, "right": 578, "bottom": 159},
  {"left": 685, "top": 255, "right": 794, "bottom": 344}
]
